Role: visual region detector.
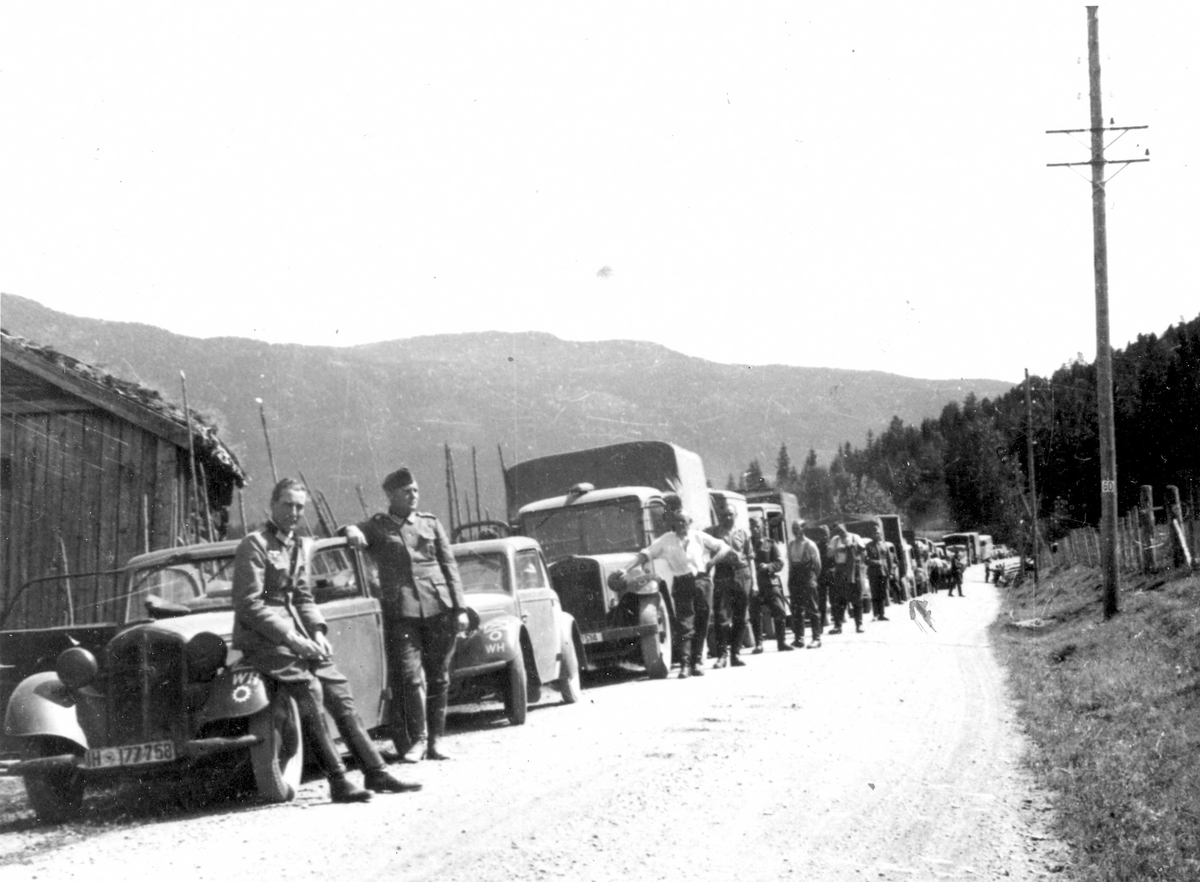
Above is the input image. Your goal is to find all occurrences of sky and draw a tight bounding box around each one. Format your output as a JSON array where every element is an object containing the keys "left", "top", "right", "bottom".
[{"left": 1, "top": 3, "right": 1196, "bottom": 385}]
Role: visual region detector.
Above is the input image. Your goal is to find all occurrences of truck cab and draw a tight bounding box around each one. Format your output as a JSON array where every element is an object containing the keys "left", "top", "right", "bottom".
[{"left": 517, "top": 484, "right": 675, "bottom": 678}]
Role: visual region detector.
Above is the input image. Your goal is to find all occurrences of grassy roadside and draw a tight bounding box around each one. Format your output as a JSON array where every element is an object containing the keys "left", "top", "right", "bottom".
[{"left": 991, "top": 564, "right": 1200, "bottom": 881}]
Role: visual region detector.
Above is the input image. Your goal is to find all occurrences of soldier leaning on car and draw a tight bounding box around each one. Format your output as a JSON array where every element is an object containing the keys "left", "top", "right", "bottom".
[
  {"left": 704, "top": 498, "right": 753, "bottom": 669},
  {"left": 232, "top": 477, "right": 420, "bottom": 803},
  {"left": 342, "top": 467, "right": 467, "bottom": 762}
]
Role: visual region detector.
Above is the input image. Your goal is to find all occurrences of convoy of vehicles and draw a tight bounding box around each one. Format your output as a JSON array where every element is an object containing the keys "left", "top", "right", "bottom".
[
  {"left": 5, "top": 432, "right": 987, "bottom": 824},
  {"left": 2, "top": 534, "right": 578, "bottom": 822}
]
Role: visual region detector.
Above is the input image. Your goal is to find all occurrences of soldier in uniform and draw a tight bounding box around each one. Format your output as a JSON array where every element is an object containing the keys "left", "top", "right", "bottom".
[
  {"left": 704, "top": 498, "right": 753, "bottom": 668},
  {"left": 343, "top": 468, "right": 467, "bottom": 762},
  {"left": 865, "top": 525, "right": 890, "bottom": 622},
  {"left": 828, "top": 523, "right": 865, "bottom": 634},
  {"left": 233, "top": 478, "right": 420, "bottom": 803},
  {"left": 787, "top": 518, "right": 823, "bottom": 648},
  {"left": 748, "top": 517, "right": 790, "bottom": 653}
]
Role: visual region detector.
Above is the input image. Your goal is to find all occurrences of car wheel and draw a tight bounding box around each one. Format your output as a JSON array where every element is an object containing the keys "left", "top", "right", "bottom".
[
  {"left": 639, "top": 593, "right": 672, "bottom": 680},
  {"left": 503, "top": 650, "right": 528, "bottom": 726},
  {"left": 249, "top": 691, "right": 303, "bottom": 803},
  {"left": 557, "top": 635, "right": 582, "bottom": 704},
  {"left": 22, "top": 736, "right": 85, "bottom": 824}
]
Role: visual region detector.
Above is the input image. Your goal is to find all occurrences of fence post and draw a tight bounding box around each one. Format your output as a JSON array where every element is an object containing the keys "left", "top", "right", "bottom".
[
  {"left": 1140, "top": 485, "right": 1157, "bottom": 572},
  {"left": 1166, "top": 485, "right": 1193, "bottom": 570}
]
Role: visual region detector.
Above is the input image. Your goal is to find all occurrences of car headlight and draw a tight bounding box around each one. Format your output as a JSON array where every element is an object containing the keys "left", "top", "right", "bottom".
[
  {"left": 186, "top": 632, "right": 228, "bottom": 681},
  {"left": 56, "top": 647, "right": 98, "bottom": 689}
]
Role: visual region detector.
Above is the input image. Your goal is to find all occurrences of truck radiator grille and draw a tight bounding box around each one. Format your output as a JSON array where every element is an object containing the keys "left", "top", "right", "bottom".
[{"left": 548, "top": 558, "right": 607, "bottom": 631}]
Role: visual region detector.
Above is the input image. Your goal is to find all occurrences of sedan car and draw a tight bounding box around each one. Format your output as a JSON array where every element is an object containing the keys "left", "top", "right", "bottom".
[
  {"left": 449, "top": 536, "right": 583, "bottom": 724},
  {"left": 3, "top": 537, "right": 386, "bottom": 821}
]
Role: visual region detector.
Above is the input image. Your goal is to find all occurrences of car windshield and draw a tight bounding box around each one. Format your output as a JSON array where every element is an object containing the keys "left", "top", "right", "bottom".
[
  {"left": 455, "top": 549, "right": 511, "bottom": 595},
  {"left": 521, "top": 498, "right": 643, "bottom": 560},
  {"left": 122, "top": 544, "right": 360, "bottom": 621},
  {"left": 124, "top": 553, "right": 239, "bottom": 621}
]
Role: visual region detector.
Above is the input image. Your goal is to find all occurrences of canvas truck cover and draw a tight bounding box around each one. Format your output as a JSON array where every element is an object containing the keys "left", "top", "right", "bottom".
[{"left": 504, "top": 441, "right": 712, "bottom": 529}]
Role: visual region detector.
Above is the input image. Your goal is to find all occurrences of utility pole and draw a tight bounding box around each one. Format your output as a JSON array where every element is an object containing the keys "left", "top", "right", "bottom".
[
  {"left": 1046, "top": 7, "right": 1147, "bottom": 619},
  {"left": 1024, "top": 368, "right": 1039, "bottom": 587}
]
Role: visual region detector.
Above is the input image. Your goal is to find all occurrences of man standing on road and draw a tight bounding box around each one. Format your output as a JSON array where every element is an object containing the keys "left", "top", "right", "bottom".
[
  {"left": 827, "top": 524, "right": 865, "bottom": 634},
  {"left": 815, "top": 525, "right": 834, "bottom": 630},
  {"left": 625, "top": 510, "right": 732, "bottom": 679},
  {"left": 749, "top": 517, "right": 790, "bottom": 653},
  {"left": 233, "top": 478, "right": 421, "bottom": 802},
  {"left": 865, "top": 525, "right": 890, "bottom": 622},
  {"left": 704, "top": 498, "right": 753, "bottom": 669},
  {"left": 787, "top": 518, "right": 823, "bottom": 649},
  {"left": 343, "top": 468, "right": 467, "bottom": 762}
]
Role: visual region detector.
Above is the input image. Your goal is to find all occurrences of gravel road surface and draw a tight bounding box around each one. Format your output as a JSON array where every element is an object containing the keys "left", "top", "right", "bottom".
[{"left": 0, "top": 567, "right": 1072, "bottom": 881}]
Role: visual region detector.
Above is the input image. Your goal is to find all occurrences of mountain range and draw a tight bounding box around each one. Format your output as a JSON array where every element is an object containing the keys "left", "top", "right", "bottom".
[{"left": 0, "top": 293, "right": 1013, "bottom": 527}]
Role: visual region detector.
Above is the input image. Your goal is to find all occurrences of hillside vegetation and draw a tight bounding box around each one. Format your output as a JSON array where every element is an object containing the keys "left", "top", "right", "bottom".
[
  {"left": 0, "top": 293, "right": 1009, "bottom": 524},
  {"left": 994, "top": 566, "right": 1200, "bottom": 880}
]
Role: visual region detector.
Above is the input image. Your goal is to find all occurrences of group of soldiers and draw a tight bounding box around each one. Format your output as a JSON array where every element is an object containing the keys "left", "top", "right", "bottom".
[
  {"left": 629, "top": 502, "right": 952, "bottom": 679},
  {"left": 232, "top": 468, "right": 464, "bottom": 804}
]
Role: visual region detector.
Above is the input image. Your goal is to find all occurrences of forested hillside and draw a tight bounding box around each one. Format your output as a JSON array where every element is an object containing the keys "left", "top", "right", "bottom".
[{"left": 749, "top": 314, "right": 1200, "bottom": 543}]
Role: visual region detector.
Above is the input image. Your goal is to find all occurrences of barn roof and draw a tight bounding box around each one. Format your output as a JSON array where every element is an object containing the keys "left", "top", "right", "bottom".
[{"left": 1, "top": 329, "right": 245, "bottom": 486}]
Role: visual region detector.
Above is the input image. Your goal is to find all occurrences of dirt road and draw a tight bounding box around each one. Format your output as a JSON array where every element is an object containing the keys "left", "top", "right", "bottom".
[{"left": 1, "top": 568, "right": 1072, "bottom": 881}]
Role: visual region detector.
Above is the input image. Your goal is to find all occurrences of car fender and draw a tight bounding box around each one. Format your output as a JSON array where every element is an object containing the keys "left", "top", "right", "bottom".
[
  {"left": 555, "top": 611, "right": 587, "bottom": 672},
  {"left": 2, "top": 671, "right": 88, "bottom": 748},
  {"left": 197, "top": 665, "right": 270, "bottom": 724},
  {"left": 454, "top": 615, "right": 521, "bottom": 670}
]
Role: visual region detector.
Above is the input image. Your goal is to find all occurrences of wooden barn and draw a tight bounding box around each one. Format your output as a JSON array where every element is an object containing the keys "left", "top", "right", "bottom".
[{"left": 0, "top": 331, "right": 246, "bottom": 629}]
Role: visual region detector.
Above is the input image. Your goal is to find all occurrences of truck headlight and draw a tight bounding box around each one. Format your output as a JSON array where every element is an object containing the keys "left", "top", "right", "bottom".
[{"left": 56, "top": 647, "right": 98, "bottom": 689}]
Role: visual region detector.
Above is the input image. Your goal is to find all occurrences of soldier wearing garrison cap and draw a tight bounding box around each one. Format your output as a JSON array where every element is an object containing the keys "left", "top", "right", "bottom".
[{"left": 342, "top": 467, "right": 466, "bottom": 761}]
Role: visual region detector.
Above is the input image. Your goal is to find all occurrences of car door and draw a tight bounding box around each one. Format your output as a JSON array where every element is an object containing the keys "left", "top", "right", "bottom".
[
  {"left": 514, "top": 547, "right": 559, "bottom": 681},
  {"left": 309, "top": 542, "right": 387, "bottom": 729}
]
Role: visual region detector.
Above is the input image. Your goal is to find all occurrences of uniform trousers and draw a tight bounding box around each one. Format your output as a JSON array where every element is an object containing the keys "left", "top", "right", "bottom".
[
  {"left": 867, "top": 568, "right": 888, "bottom": 619},
  {"left": 788, "top": 575, "right": 823, "bottom": 644},
  {"left": 246, "top": 651, "right": 386, "bottom": 779},
  {"left": 749, "top": 580, "right": 789, "bottom": 649},
  {"left": 672, "top": 572, "right": 711, "bottom": 669},
  {"left": 829, "top": 564, "right": 864, "bottom": 628},
  {"left": 387, "top": 612, "right": 459, "bottom": 750},
  {"left": 711, "top": 570, "right": 751, "bottom": 659}
]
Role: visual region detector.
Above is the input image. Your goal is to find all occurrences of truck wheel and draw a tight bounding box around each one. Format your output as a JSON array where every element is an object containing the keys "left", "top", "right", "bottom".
[
  {"left": 504, "top": 651, "right": 528, "bottom": 726},
  {"left": 249, "top": 691, "right": 303, "bottom": 803},
  {"left": 557, "top": 636, "right": 582, "bottom": 704},
  {"left": 23, "top": 736, "right": 85, "bottom": 823},
  {"left": 639, "top": 594, "right": 672, "bottom": 680}
]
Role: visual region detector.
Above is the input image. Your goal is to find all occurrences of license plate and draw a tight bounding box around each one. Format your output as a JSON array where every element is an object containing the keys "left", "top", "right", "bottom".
[
  {"left": 85, "top": 741, "right": 176, "bottom": 769},
  {"left": 581, "top": 632, "right": 603, "bottom": 644}
]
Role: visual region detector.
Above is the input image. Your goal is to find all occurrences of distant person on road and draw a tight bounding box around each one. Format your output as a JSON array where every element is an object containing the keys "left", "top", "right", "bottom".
[
  {"left": 704, "top": 497, "right": 753, "bottom": 669},
  {"left": 827, "top": 524, "right": 865, "bottom": 634},
  {"left": 749, "top": 517, "right": 790, "bottom": 653},
  {"left": 865, "top": 526, "right": 890, "bottom": 622},
  {"left": 343, "top": 467, "right": 467, "bottom": 762},
  {"left": 233, "top": 478, "right": 420, "bottom": 803},
  {"left": 948, "top": 552, "right": 965, "bottom": 597},
  {"left": 625, "top": 509, "right": 733, "bottom": 679},
  {"left": 787, "top": 518, "right": 823, "bottom": 649},
  {"left": 815, "top": 525, "right": 834, "bottom": 629}
]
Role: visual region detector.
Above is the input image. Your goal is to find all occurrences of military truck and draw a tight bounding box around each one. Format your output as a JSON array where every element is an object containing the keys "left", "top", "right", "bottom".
[{"left": 504, "top": 441, "right": 713, "bottom": 679}]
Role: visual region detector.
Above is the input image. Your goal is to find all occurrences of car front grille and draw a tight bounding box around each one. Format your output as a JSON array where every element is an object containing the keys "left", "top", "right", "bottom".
[{"left": 105, "top": 627, "right": 186, "bottom": 744}]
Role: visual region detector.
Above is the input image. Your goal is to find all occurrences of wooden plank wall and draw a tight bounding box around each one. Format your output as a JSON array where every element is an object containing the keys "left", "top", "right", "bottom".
[{"left": 1, "top": 408, "right": 191, "bottom": 629}]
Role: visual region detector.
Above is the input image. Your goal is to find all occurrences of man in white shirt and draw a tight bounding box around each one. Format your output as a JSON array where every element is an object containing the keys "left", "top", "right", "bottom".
[{"left": 625, "top": 510, "right": 733, "bottom": 679}]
